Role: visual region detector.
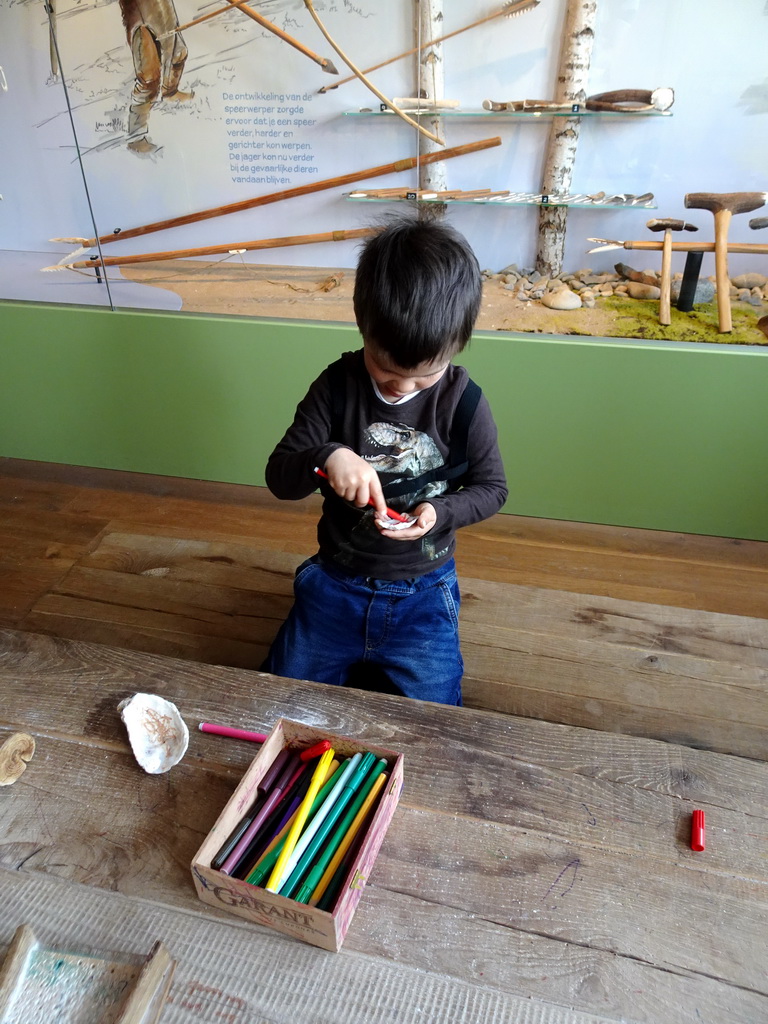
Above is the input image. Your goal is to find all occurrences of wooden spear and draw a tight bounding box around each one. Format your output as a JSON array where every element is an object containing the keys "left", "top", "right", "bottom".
[
  {"left": 52, "top": 136, "right": 501, "bottom": 249},
  {"left": 44, "top": 227, "right": 376, "bottom": 271},
  {"left": 318, "top": 0, "right": 540, "bottom": 93},
  {"left": 302, "top": 0, "right": 443, "bottom": 146},
  {"left": 173, "top": 0, "right": 338, "bottom": 75},
  {"left": 587, "top": 238, "right": 768, "bottom": 255}
]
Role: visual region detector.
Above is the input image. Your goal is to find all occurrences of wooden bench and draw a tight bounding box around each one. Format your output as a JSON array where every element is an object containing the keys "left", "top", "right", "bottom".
[{"left": 2, "top": 462, "right": 767, "bottom": 761}]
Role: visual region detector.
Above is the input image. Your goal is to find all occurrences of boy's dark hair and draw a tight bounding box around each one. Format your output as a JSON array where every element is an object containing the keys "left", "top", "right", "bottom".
[{"left": 353, "top": 215, "right": 482, "bottom": 368}]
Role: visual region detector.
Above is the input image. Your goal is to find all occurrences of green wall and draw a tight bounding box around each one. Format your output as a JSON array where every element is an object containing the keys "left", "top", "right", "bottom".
[{"left": 2, "top": 300, "right": 767, "bottom": 539}]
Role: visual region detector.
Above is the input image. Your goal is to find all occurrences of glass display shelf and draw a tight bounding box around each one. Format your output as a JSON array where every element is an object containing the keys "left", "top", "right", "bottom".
[
  {"left": 343, "top": 194, "right": 657, "bottom": 210},
  {"left": 345, "top": 108, "right": 673, "bottom": 119}
]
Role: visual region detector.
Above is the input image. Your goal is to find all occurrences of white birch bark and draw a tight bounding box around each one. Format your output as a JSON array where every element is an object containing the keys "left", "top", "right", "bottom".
[
  {"left": 416, "top": 0, "right": 446, "bottom": 214},
  {"left": 535, "top": 0, "right": 598, "bottom": 276}
]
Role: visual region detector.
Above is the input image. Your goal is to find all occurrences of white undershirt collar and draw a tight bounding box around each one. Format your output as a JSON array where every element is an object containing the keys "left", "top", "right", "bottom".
[{"left": 370, "top": 378, "right": 421, "bottom": 405}]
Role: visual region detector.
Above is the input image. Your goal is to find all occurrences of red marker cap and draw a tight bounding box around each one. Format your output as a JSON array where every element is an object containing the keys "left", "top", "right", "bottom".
[
  {"left": 690, "top": 809, "right": 705, "bottom": 851},
  {"left": 300, "top": 739, "right": 332, "bottom": 762}
]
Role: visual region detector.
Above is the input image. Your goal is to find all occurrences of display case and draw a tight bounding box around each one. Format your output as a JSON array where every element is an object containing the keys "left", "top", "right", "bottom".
[
  {"left": 3, "top": 0, "right": 766, "bottom": 338},
  {"left": 2, "top": 0, "right": 768, "bottom": 540}
]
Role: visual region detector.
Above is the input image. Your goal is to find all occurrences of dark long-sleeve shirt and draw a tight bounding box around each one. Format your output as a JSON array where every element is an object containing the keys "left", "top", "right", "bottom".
[{"left": 266, "top": 350, "right": 508, "bottom": 580}]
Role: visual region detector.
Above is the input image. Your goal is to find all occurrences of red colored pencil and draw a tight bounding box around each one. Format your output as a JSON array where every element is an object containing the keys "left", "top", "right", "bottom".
[{"left": 313, "top": 467, "right": 411, "bottom": 523}]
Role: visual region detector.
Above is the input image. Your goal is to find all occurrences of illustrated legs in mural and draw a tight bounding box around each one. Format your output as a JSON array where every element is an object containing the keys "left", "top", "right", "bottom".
[{"left": 121, "top": 0, "right": 194, "bottom": 155}]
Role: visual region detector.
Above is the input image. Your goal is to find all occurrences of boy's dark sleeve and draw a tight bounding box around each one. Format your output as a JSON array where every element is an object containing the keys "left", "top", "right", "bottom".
[
  {"left": 265, "top": 368, "right": 350, "bottom": 500},
  {"left": 429, "top": 394, "right": 508, "bottom": 532}
]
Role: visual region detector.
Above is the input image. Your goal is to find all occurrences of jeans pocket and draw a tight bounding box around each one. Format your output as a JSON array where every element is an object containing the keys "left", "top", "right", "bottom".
[
  {"left": 438, "top": 577, "right": 461, "bottom": 633},
  {"left": 293, "top": 557, "right": 320, "bottom": 591}
]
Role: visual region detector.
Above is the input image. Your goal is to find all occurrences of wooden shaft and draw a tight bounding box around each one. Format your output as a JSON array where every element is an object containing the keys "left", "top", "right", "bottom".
[
  {"left": 712, "top": 208, "right": 733, "bottom": 332},
  {"left": 658, "top": 229, "right": 672, "bottom": 326},
  {"left": 83, "top": 137, "right": 501, "bottom": 248},
  {"left": 67, "top": 228, "right": 375, "bottom": 269},
  {"left": 303, "top": 0, "right": 443, "bottom": 146},
  {"left": 220, "top": 0, "right": 334, "bottom": 71},
  {"left": 623, "top": 240, "right": 768, "bottom": 255},
  {"left": 319, "top": 1, "right": 535, "bottom": 92},
  {"left": 175, "top": 5, "right": 234, "bottom": 34}
]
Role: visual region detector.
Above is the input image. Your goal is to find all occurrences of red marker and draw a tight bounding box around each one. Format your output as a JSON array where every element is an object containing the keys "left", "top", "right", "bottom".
[
  {"left": 313, "top": 466, "right": 411, "bottom": 523},
  {"left": 300, "top": 739, "right": 332, "bottom": 762},
  {"left": 690, "top": 809, "right": 705, "bottom": 852},
  {"left": 199, "top": 722, "right": 267, "bottom": 744}
]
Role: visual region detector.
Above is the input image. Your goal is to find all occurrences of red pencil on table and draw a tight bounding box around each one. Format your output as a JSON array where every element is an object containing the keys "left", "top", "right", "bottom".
[
  {"left": 313, "top": 466, "right": 411, "bottom": 523},
  {"left": 199, "top": 722, "right": 267, "bottom": 744}
]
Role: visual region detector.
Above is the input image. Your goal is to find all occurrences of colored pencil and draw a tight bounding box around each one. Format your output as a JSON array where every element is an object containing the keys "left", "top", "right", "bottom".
[
  {"left": 313, "top": 467, "right": 411, "bottom": 523},
  {"left": 276, "top": 752, "right": 366, "bottom": 895},
  {"left": 310, "top": 768, "right": 388, "bottom": 908},
  {"left": 265, "top": 747, "right": 335, "bottom": 892},
  {"left": 231, "top": 765, "right": 317, "bottom": 878},
  {"left": 211, "top": 748, "right": 290, "bottom": 868},
  {"left": 199, "top": 722, "right": 268, "bottom": 744},
  {"left": 238, "top": 758, "right": 341, "bottom": 879},
  {"left": 280, "top": 752, "right": 376, "bottom": 899},
  {"left": 245, "top": 757, "right": 348, "bottom": 887},
  {"left": 219, "top": 753, "right": 302, "bottom": 875}
]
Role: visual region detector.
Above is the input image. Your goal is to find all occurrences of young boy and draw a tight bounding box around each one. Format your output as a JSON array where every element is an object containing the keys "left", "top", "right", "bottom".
[{"left": 262, "top": 216, "right": 507, "bottom": 705}]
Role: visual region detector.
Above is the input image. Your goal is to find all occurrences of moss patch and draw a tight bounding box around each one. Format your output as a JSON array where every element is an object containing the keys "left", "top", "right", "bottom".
[{"left": 596, "top": 296, "right": 767, "bottom": 345}]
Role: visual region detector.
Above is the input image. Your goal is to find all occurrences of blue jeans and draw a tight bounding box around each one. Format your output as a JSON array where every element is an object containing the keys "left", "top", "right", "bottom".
[{"left": 263, "top": 556, "right": 464, "bottom": 705}]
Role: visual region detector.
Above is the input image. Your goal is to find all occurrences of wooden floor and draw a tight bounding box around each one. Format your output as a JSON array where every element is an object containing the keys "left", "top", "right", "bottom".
[{"left": 2, "top": 456, "right": 768, "bottom": 759}]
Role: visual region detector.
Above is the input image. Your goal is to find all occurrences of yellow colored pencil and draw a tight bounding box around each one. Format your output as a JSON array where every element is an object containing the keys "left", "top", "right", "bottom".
[
  {"left": 265, "top": 746, "right": 335, "bottom": 892},
  {"left": 252, "top": 759, "right": 339, "bottom": 865},
  {"left": 308, "top": 771, "right": 387, "bottom": 906}
]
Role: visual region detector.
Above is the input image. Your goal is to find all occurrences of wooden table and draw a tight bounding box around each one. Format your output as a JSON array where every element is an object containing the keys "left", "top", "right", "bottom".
[{"left": 1, "top": 628, "right": 766, "bottom": 1023}]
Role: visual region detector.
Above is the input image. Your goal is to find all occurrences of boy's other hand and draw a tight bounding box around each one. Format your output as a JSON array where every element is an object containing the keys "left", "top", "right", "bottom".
[
  {"left": 375, "top": 502, "right": 436, "bottom": 541},
  {"left": 324, "top": 449, "right": 387, "bottom": 515}
]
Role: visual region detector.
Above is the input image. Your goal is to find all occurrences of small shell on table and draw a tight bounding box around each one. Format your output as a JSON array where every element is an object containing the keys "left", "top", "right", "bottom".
[
  {"left": 0, "top": 732, "right": 36, "bottom": 786},
  {"left": 118, "top": 693, "right": 189, "bottom": 774}
]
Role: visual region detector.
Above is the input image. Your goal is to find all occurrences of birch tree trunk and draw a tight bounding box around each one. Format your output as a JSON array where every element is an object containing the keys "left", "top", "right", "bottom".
[
  {"left": 416, "top": 0, "right": 446, "bottom": 218},
  {"left": 535, "top": 0, "right": 598, "bottom": 276}
]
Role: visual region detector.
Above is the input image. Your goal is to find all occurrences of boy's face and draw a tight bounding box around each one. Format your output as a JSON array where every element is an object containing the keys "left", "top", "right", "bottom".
[{"left": 363, "top": 342, "right": 451, "bottom": 403}]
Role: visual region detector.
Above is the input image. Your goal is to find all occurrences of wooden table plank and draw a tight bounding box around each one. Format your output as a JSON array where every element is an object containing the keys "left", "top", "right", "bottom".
[
  {"left": 2, "top": 627, "right": 766, "bottom": 817},
  {"left": 356, "top": 888, "right": 768, "bottom": 1024},
  {"left": 0, "top": 871, "right": 636, "bottom": 1024},
  {"left": 2, "top": 629, "right": 768, "bottom": 1020},
  {"left": 1, "top": 732, "right": 766, "bottom": 1014}
]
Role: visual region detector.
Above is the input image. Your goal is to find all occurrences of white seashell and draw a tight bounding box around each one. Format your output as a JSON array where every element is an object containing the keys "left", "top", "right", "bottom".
[{"left": 118, "top": 692, "right": 189, "bottom": 774}]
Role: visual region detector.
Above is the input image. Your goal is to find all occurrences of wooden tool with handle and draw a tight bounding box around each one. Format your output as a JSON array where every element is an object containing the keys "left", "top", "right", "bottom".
[
  {"left": 645, "top": 218, "right": 698, "bottom": 326},
  {"left": 684, "top": 191, "right": 767, "bottom": 332},
  {"left": 588, "top": 238, "right": 768, "bottom": 256}
]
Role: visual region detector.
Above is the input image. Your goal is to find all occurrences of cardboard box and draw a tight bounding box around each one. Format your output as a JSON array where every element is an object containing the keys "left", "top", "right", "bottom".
[{"left": 191, "top": 718, "right": 403, "bottom": 951}]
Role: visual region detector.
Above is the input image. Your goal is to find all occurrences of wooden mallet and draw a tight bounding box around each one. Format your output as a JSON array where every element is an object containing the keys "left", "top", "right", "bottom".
[
  {"left": 684, "top": 191, "right": 767, "bottom": 332},
  {"left": 646, "top": 218, "right": 698, "bottom": 325}
]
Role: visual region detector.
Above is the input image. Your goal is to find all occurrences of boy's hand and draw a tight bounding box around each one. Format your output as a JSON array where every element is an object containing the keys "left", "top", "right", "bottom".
[
  {"left": 324, "top": 449, "right": 387, "bottom": 515},
  {"left": 375, "top": 502, "right": 436, "bottom": 541}
]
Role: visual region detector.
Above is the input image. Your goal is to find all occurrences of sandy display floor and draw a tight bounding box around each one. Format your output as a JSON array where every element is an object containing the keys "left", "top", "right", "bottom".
[{"left": 121, "top": 259, "right": 768, "bottom": 345}]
